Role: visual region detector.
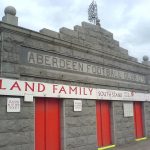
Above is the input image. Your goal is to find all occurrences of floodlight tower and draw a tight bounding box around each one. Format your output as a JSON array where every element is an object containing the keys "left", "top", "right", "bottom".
[{"left": 88, "top": 0, "right": 100, "bottom": 25}]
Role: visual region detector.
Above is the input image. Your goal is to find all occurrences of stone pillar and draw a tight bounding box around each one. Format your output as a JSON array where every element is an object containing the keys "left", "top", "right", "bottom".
[
  {"left": 2, "top": 6, "right": 18, "bottom": 26},
  {"left": 142, "top": 55, "right": 150, "bottom": 66},
  {"left": 0, "top": 96, "right": 34, "bottom": 149},
  {"left": 63, "top": 99, "right": 97, "bottom": 150},
  {"left": 143, "top": 102, "right": 150, "bottom": 137},
  {"left": 112, "top": 101, "right": 135, "bottom": 146}
]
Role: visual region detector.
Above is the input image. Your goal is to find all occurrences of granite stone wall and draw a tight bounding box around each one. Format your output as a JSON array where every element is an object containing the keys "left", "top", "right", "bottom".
[
  {"left": 144, "top": 102, "right": 150, "bottom": 137},
  {"left": 63, "top": 99, "right": 97, "bottom": 150},
  {"left": 0, "top": 96, "right": 34, "bottom": 150},
  {"left": 0, "top": 18, "right": 150, "bottom": 150},
  {"left": 0, "top": 22, "right": 150, "bottom": 91},
  {"left": 112, "top": 101, "right": 135, "bottom": 146}
]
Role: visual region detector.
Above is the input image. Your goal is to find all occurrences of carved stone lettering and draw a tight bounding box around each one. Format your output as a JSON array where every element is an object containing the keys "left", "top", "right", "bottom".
[{"left": 27, "top": 51, "right": 146, "bottom": 83}]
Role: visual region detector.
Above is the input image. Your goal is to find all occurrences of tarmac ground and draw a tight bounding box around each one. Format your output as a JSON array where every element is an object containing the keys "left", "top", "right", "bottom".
[{"left": 112, "top": 139, "right": 150, "bottom": 150}]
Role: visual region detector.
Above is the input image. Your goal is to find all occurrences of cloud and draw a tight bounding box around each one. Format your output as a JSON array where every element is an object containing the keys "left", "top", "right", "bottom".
[
  {"left": 0, "top": 0, "right": 93, "bottom": 31},
  {"left": 0, "top": 0, "right": 150, "bottom": 61},
  {"left": 98, "top": 0, "right": 150, "bottom": 61}
]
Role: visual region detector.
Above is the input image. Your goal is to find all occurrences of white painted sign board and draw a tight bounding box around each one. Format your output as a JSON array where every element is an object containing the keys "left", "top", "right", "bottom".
[
  {"left": 0, "top": 78, "right": 149, "bottom": 101},
  {"left": 74, "top": 100, "right": 82, "bottom": 111},
  {"left": 123, "top": 102, "right": 133, "bottom": 117},
  {"left": 24, "top": 94, "right": 33, "bottom": 102},
  {"left": 7, "top": 98, "right": 21, "bottom": 112}
]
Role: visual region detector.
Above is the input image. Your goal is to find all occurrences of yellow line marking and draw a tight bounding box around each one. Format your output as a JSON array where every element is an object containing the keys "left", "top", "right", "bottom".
[
  {"left": 98, "top": 145, "right": 116, "bottom": 150},
  {"left": 135, "top": 137, "right": 147, "bottom": 141}
]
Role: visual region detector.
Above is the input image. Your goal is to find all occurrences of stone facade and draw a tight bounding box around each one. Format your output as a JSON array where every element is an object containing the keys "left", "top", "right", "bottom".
[
  {"left": 0, "top": 97, "right": 34, "bottom": 150},
  {"left": 112, "top": 101, "right": 135, "bottom": 145},
  {"left": 144, "top": 102, "right": 150, "bottom": 137},
  {"left": 0, "top": 7, "right": 150, "bottom": 150},
  {"left": 63, "top": 99, "right": 96, "bottom": 150}
]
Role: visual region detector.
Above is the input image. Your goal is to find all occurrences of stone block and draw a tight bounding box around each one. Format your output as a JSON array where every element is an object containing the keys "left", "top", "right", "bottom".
[
  {"left": 59, "top": 27, "right": 78, "bottom": 38},
  {"left": 0, "top": 96, "right": 7, "bottom": 107},
  {"left": 143, "top": 61, "right": 150, "bottom": 66},
  {"left": 59, "top": 47, "right": 73, "bottom": 56},
  {"left": 79, "top": 116, "right": 96, "bottom": 126},
  {"left": 113, "top": 40, "right": 119, "bottom": 46},
  {"left": 0, "top": 119, "right": 34, "bottom": 133},
  {"left": 83, "top": 40, "right": 93, "bottom": 48},
  {"left": 1, "top": 72, "right": 20, "bottom": 79},
  {"left": 2, "top": 14, "right": 18, "bottom": 26},
  {"left": 84, "top": 100, "right": 96, "bottom": 107},
  {"left": 128, "top": 56, "right": 138, "bottom": 62},
  {"left": 116, "top": 138, "right": 125, "bottom": 146},
  {"left": 66, "top": 126, "right": 96, "bottom": 138},
  {"left": 125, "top": 136, "right": 134, "bottom": 143},
  {"left": 88, "top": 30, "right": 99, "bottom": 38},
  {"left": 94, "top": 44, "right": 102, "bottom": 51},
  {"left": 74, "top": 25, "right": 85, "bottom": 34},
  {"left": 65, "top": 99, "right": 74, "bottom": 107},
  {"left": 40, "top": 28, "right": 59, "bottom": 39},
  {"left": 0, "top": 132, "right": 33, "bottom": 147},
  {"left": 66, "top": 144, "right": 96, "bottom": 150},
  {"left": 65, "top": 117, "right": 80, "bottom": 127},
  {"left": 3, "top": 51, "right": 19, "bottom": 63},
  {"left": 100, "top": 28, "right": 113, "bottom": 38},
  {"left": 66, "top": 127, "right": 82, "bottom": 138},
  {"left": 2, "top": 62, "right": 16, "bottom": 73},
  {"left": 66, "top": 136, "right": 88, "bottom": 148},
  {"left": 119, "top": 47, "right": 128, "bottom": 55},
  {"left": 0, "top": 144, "right": 34, "bottom": 150},
  {"left": 113, "top": 101, "right": 123, "bottom": 107},
  {"left": 59, "top": 33, "right": 72, "bottom": 42},
  {"left": 146, "top": 75, "right": 150, "bottom": 85},
  {"left": 84, "top": 35, "right": 98, "bottom": 44},
  {"left": 0, "top": 106, "right": 34, "bottom": 120},
  {"left": 87, "top": 134, "right": 97, "bottom": 144},
  {"left": 81, "top": 22, "right": 100, "bottom": 32},
  {"left": 65, "top": 107, "right": 81, "bottom": 117},
  {"left": 65, "top": 115, "right": 96, "bottom": 127},
  {"left": 78, "top": 32, "right": 86, "bottom": 40}
]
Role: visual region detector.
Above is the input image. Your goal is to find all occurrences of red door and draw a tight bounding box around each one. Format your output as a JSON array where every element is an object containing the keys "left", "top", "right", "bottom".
[
  {"left": 35, "top": 98, "right": 61, "bottom": 150},
  {"left": 134, "top": 101, "right": 144, "bottom": 139},
  {"left": 96, "top": 101, "right": 112, "bottom": 147}
]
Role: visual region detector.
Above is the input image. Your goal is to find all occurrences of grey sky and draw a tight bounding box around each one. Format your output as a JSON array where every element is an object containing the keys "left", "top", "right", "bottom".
[{"left": 0, "top": 0, "right": 150, "bottom": 62}]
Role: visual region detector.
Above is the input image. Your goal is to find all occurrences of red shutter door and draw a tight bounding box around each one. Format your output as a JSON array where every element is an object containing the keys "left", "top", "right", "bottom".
[
  {"left": 35, "top": 98, "right": 61, "bottom": 150},
  {"left": 134, "top": 102, "right": 144, "bottom": 139},
  {"left": 96, "top": 101, "right": 112, "bottom": 147},
  {"left": 101, "top": 101, "right": 111, "bottom": 146}
]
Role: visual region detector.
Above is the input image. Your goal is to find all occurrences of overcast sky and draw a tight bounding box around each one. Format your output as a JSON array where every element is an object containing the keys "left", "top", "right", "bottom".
[{"left": 0, "top": 0, "right": 150, "bottom": 62}]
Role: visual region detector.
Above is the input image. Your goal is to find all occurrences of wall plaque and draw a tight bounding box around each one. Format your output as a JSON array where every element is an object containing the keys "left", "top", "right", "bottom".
[
  {"left": 74, "top": 100, "right": 82, "bottom": 111},
  {"left": 123, "top": 102, "right": 133, "bottom": 117},
  {"left": 7, "top": 98, "right": 21, "bottom": 112}
]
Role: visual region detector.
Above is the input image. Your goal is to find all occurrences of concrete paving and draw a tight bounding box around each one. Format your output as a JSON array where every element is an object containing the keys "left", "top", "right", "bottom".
[{"left": 112, "top": 139, "right": 150, "bottom": 150}]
